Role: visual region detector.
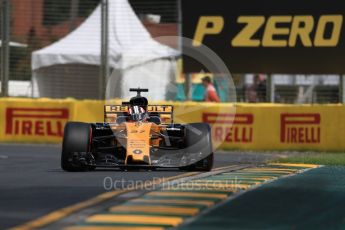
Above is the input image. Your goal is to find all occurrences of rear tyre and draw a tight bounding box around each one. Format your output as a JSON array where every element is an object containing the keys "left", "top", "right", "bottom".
[
  {"left": 180, "top": 123, "right": 214, "bottom": 171},
  {"left": 61, "top": 122, "right": 92, "bottom": 172}
]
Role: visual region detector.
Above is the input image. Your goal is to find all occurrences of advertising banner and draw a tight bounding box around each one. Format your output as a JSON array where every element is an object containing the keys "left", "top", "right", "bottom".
[
  {"left": 0, "top": 99, "right": 345, "bottom": 151},
  {"left": 181, "top": 0, "right": 345, "bottom": 73},
  {"left": 199, "top": 104, "right": 345, "bottom": 151},
  {"left": 0, "top": 99, "right": 75, "bottom": 143}
]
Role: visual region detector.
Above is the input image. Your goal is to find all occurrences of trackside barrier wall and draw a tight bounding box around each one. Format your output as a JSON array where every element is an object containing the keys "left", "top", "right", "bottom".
[{"left": 1, "top": 98, "right": 345, "bottom": 151}]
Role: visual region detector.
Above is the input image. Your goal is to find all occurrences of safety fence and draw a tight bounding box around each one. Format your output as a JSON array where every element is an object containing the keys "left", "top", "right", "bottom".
[
  {"left": 2, "top": 0, "right": 179, "bottom": 99},
  {"left": 0, "top": 98, "right": 344, "bottom": 151},
  {"left": 1, "top": 0, "right": 343, "bottom": 103}
]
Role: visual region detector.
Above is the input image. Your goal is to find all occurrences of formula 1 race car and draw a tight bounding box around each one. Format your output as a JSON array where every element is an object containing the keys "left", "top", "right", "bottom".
[{"left": 61, "top": 88, "right": 213, "bottom": 171}]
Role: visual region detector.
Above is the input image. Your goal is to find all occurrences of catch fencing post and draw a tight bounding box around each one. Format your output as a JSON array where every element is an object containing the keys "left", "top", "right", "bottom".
[
  {"left": 99, "top": 0, "right": 109, "bottom": 100},
  {"left": 184, "top": 73, "right": 192, "bottom": 100},
  {"left": 69, "top": 0, "right": 80, "bottom": 32},
  {"left": 266, "top": 74, "right": 275, "bottom": 102},
  {"left": 1, "top": 0, "right": 10, "bottom": 97},
  {"left": 177, "top": 0, "right": 182, "bottom": 53},
  {"left": 340, "top": 75, "right": 345, "bottom": 103}
]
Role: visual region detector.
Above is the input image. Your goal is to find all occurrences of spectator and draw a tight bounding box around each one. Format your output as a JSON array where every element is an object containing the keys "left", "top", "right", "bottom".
[
  {"left": 256, "top": 74, "right": 267, "bottom": 102},
  {"left": 202, "top": 76, "right": 220, "bottom": 102},
  {"left": 246, "top": 74, "right": 266, "bottom": 102}
]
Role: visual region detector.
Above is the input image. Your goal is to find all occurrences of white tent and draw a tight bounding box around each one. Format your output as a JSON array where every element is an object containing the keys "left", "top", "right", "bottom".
[{"left": 32, "top": 0, "right": 178, "bottom": 100}]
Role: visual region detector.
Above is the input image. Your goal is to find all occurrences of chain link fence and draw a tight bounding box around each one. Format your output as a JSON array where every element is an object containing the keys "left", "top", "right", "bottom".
[{"left": 0, "top": 0, "right": 343, "bottom": 103}]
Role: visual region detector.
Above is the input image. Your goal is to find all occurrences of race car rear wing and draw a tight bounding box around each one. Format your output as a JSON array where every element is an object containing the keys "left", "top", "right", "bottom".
[{"left": 104, "top": 105, "right": 173, "bottom": 124}]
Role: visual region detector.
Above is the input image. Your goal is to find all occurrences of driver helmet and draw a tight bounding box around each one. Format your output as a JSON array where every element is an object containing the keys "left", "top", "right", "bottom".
[{"left": 128, "top": 105, "right": 147, "bottom": 122}]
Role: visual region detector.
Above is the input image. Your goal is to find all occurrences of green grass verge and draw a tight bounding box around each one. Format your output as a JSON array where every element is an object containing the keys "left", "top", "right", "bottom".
[{"left": 273, "top": 152, "right": 345, "bottom": 166}]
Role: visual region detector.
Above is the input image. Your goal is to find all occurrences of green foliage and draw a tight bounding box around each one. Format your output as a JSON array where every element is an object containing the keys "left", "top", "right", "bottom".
[
  {"left": 79, "top": 0, "right": 100, "bottom": 17},
  {"left": 43, "top": 0, "right": 70, "bottom": 26},
  {"left": 43, "top": 0, "right": 99, "bottom": 26},
  {"left": 10, "top": 47, "right": 31, "bottom": 81}
]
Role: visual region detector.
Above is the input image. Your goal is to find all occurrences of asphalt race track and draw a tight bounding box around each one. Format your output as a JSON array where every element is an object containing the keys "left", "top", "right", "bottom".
[{"left": 0, "top": 144, "right": 273, "bottom": 229}]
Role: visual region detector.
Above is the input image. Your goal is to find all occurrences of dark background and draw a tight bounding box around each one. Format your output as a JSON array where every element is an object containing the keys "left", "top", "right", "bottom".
[{"left": 181, "top": 0, "right": 345, "bottom": 74}]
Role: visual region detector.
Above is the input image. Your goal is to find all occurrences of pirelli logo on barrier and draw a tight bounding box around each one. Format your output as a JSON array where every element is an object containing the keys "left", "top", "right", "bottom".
[
  {"left": 280, "top": 114, "right": 321, "bottom": 144},
  {"left": 203, "top": 113, "right": 253, "bottom": 143},
  {"left": 5, "top": 108, "right": 69, "bottom": 137}
]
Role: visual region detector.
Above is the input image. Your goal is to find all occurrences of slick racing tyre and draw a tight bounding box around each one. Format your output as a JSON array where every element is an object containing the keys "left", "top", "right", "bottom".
[
  {"left": 190, "top": 152, "right": 214, "bottom": 172},
  {"left": 61, "top": 122, "right": 92, "bottom": 172},
  {"left": 181, "top": 123, "right": 214, "bottom": 171}
]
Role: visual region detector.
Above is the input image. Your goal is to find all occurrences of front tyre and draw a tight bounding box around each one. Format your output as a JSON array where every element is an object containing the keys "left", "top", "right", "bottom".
[
  {"left": 61, "top": 122, "right": 92, "bottom": 172},
  {"left": 180, "top": 152, "right": 214, "bottom": 172},
  {"left": 191, "top": 152, "right": 214, "bottom": 171},
  {"left": 180, "top": 123, "right": 214, "bottom": 171}
]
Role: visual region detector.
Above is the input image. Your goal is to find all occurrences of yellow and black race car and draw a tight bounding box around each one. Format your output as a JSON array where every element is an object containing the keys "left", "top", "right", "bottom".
[{"left": 61, "top": 88, "right": 213, "bottom": 171}]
